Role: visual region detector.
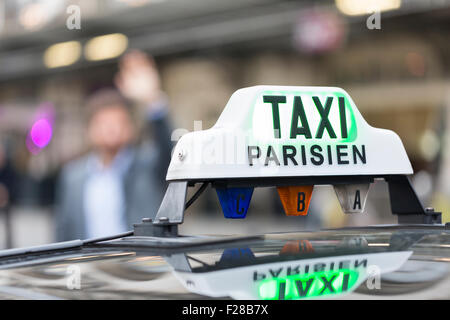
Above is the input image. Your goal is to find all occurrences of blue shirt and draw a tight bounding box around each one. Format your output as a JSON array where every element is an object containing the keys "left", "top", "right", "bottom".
[{"left": 83, "top": 149, "right": 134, "bottom": 238}]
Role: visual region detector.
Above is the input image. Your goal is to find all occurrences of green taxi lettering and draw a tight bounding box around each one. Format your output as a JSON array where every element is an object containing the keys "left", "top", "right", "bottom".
[
  {"left": 263, "top": 95, "right": 347, "bottom": 139},
  {"left": 258, "top": 268, "right": 360, "bottom": 300}
]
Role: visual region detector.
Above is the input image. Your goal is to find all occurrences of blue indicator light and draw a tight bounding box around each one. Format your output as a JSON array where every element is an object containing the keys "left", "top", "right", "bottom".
[
  {"left": 216, "top": 187, "right": 254, "bottom": 219},
  {"left": 219, "top": 248, "right": 255, "bottom": 265}
]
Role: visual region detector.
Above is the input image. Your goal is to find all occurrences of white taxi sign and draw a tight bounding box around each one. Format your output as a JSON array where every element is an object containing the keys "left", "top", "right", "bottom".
[{"left": 167, "top": 86, "right": 412, "bottom": 181}]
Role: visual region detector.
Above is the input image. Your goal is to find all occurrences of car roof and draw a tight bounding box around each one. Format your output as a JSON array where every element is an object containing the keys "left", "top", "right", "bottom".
[{"left": 0, "top": 225, "right": 448, "bottom": 299}]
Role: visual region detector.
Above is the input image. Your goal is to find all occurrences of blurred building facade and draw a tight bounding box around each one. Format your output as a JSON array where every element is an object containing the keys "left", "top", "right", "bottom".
[{"left": 1, "top": 0, "right": 450, "bottom": 247}]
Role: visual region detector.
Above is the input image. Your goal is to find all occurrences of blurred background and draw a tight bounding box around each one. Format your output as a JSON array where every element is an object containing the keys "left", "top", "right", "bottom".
[{"left": 0, "top": 0, "right": 450, "bottom": 248}]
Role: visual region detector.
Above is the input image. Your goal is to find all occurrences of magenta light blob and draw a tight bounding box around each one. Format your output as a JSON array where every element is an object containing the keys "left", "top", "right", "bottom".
[{"left": 30, "top": 119, "right": 53, "bottom": 148}]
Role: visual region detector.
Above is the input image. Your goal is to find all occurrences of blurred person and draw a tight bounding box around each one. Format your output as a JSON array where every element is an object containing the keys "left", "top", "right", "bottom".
[
  {"left": 0, "top": 143, "right": 14, "bottom": 208},
  {"left": 56, "top": 51, "right": 173, "bottom": 241},
  {"left": 0, "top": 141, "right": 17, "bottom": 248}
]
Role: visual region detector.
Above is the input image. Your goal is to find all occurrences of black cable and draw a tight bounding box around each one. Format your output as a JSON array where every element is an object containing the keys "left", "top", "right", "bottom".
[
  {"left": 185, "top": 254, "right": 210, "bottom": 267},
  {"left": 185, "top": 182, "right": 209, "bottom": 210},
  {"left": 82, "top": 230, "right": 134, "bottom": 245}
]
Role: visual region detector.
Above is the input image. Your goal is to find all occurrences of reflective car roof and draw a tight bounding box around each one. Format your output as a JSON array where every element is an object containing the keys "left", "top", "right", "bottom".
[{"left": 0, "top": 225, "right": 448, "bottom": 300}]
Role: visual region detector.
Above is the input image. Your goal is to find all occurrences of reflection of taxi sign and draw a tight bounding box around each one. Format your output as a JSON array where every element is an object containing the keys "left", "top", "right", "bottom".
[
  {"left": 151, "top": 86, "right": 441, "bottom": 228},
  {"left": 168, "top": 250, "right": 413, "bottom": 300}
]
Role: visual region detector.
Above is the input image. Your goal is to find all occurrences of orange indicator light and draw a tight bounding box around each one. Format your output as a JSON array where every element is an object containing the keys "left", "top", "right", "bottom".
[
  {"left": 280, "top": 240, "right": 314, "bottom": 255},
  {"left": 277, "top": 185, "right": 313, "bottom": 216}
]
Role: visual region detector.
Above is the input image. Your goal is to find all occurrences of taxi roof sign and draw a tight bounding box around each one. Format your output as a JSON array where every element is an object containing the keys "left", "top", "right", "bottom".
[
  {"left": 167, "top": 86, "right": 412, "bottom": 181},
  {"left": 141, "top": 86, "right": 441, "bottom": 234}
]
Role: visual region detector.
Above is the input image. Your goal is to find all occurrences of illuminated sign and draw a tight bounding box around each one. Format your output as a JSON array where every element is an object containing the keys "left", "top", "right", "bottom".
[
  {"left": 258, "top": 269, "right": 359, "bottom": 300},
  {"left": 167, "top": 86, "right": 412, "bottom": 181},
  {"left": 164, "top": 86, "right": 413, "bottom": 218}
]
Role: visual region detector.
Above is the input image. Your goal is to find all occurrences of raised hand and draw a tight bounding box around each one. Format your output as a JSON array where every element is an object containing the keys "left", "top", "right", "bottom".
[{"left": 115, "top": 50, "right": 164, "bottom": 108}]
